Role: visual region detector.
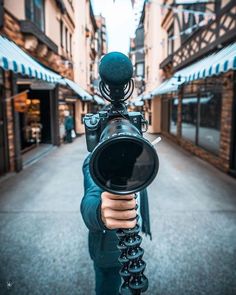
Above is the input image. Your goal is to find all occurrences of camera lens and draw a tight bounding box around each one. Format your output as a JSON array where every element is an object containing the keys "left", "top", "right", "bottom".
[{"left": 90, "top": 136, "right": 159, "bottom": 194}]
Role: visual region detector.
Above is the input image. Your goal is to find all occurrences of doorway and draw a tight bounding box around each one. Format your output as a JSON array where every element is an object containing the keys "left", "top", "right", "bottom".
[{"left": 18, "top": 85, "right": 52, "bottom": 152}]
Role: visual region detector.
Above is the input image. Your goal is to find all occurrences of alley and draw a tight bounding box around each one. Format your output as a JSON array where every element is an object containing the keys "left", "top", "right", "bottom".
[{"left": 0, "top": 135, "right": 236, "bottom": 295}]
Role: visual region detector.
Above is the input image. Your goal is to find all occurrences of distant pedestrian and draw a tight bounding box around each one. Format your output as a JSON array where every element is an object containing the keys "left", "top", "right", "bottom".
[{"left": 64, "top": 110, "right": 74, "bottom": 143}]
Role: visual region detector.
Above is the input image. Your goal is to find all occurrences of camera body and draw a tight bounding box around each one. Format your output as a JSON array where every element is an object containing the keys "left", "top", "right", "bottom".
[{"left": 84, "top": 106, "right": 147, "bottom": 152}]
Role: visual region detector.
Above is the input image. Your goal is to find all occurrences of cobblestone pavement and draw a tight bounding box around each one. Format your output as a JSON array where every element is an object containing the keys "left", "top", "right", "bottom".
[{"left": 0, "top": 134, "right": 236, "bottom": 295}]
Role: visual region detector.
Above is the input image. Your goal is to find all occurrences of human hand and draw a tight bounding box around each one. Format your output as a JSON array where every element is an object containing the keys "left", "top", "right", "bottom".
[{"left": 101, "top": 192, "right": 137, "bottom": 230}]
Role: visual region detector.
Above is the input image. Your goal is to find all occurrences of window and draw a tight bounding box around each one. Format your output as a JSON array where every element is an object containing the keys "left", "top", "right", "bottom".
[
  {"left": 167, "top": 25, "right": 174, "bottom": 55},
  {"left": 60, "top": 20, "right": 64, "bottom": 47},
  {"left": 69, "top": 34, "right": 72, "bottom": 56},
  {"left": 198, "top": 93, "right": 221, "bottom": 154},
  {"left": 181, "top": 92, "right": 222, "bottom": 155},
  {"left": 181, "top": 97, "right": 198, "bottom": 143},
  {"left": 25, "top": 0, "right": 45, "bottom": 31},
  {"left": 136, "top": 63, "right": 144, "bottom": 77},
  {"left": 169, "top": 98, "right": 178, "bottom": 135},
  {"left": 65, "top": 27, "right": 68, "bottom": 52},
  {"left": 181, "top": 4, "right": 205, "bottom": 43}
]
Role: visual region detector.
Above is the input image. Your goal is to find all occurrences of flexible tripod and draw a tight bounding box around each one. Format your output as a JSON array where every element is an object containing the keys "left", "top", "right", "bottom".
[{"left": 116, "top": 194, "right": 148, "bottom": 295}]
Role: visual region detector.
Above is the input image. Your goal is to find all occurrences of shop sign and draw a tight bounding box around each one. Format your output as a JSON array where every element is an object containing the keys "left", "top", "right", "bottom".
[
  {"left": 30, "top": 80, "right": 55, "bottom": 90},
  {"left": 14, "top": 91, "right": 28, "bottom": 112}
]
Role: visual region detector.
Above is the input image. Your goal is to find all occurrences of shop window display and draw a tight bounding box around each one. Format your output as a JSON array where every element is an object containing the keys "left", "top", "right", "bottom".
[
  {"left": 180, "top": 92, "right": 222, "bottom": 155},
  {"left": 24, "top": 99, "right": 42, "bottom": 146}
]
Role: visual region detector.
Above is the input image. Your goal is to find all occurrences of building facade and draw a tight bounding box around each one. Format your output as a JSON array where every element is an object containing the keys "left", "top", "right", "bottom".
[
  {"left": 0, "top": 0, "right": 106, "bottom": 176},
  {"left": 131, "top": 0, "right": 163, "bottom": 134},
  {"left": 74, "top": 1, "right": 107, "bottom": 134},
  {"left": 141, "top": 0, "right": 236, "bottom": 175}
]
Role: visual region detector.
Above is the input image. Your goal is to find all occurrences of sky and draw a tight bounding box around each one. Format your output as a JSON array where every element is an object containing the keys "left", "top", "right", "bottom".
[{"left": 91, "top": 0, "right": 145, "bottom": 55}]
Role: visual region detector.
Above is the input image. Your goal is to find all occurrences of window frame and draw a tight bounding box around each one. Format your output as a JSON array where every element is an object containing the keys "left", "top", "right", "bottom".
[
  {"left": 69, "top": 33, "right": 72, "bottom": 57},
  {"left": 180, "top": 90, "right": 222, "bottom": 155},
  {"left": 25, "top": 0, "right": 45, "bottom": 32},
  {"left": 65, "top": 27, "right": 68, "bottom": 53},
  {"left": 60, "top": 19, "right": 64, "bottom": 48},
  {"left": 198, "top": 91, "right": 222, "bottom": 155},
  {"left": 167, "top": 24, "right": 174, "bottom": 56}
]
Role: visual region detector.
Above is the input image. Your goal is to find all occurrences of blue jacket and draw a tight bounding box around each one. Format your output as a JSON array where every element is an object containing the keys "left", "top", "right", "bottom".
[{"left": 80, "top": 155, "right": 151, "bottom": 268}]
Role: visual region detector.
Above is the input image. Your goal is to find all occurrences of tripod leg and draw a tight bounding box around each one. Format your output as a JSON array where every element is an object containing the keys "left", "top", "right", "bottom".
[{"left": 116, "top": 194, "right": 148, "bottom": 295}]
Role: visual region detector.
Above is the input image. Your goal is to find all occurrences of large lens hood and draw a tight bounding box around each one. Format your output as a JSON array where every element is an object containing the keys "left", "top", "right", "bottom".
[{"left": 89, "top": 133, "right": 159, "bottom": 195}]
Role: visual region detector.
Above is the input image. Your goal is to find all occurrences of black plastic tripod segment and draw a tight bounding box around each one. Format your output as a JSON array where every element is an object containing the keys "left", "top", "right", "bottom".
[{"left": 116, "top": 199, "right": 148, "bottom": 295}]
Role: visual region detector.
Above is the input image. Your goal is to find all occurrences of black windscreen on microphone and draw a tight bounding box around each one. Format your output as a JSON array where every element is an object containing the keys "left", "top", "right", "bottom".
[{"left": 99, "top": 52, "right": 133, "bottom": 86}]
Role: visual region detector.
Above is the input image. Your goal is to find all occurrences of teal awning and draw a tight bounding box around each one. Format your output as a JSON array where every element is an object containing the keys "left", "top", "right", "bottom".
[
  {"left": 64, "top": 78, "right": 92, "bottom": 101},
  {"left": 93, "top": 95, "right": 105, "bottom": 105},
  {"left": 0, "top": 35, "right": 65, "bottom": 84},
  {"left": 152, "top": 79, "right": 178, "bottom": 96},
  {"left": 152, "top": 42, "right": 236, "bottom": 96}
]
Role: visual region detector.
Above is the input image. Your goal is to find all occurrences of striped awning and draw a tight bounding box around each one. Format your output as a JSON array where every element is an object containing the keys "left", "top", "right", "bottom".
[
  {"left": 152, "top": 79, "right": 179, "bottom": 96},
  {"left": 0, "top": 35, "right": 64, "bottom": 84},
  {"left": 152, "top": 42, "right": 236, "bottom": 96},
  {"left": 136, "top": 92, "right": 153, "bottom": 100},
  {"left": 93, "top": 95, "right": 105, "bottom": 105},
  {"left": 64, "top": 78, "right": 92, "bottom": 101}
]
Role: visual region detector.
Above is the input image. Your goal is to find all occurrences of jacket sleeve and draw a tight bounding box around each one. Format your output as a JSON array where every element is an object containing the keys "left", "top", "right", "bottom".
[
  {"left": 140, "top": 188, "right": 152, "bottom": 240},
  {"left": 80, "top": 154, "right": 106, "bottom": 232}
]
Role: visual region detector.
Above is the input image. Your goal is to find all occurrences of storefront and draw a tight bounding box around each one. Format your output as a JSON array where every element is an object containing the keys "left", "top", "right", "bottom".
[
  {"left": 163, "top": 83, "right": 222, "bottom": 154},
  {"left": 151, "top": 43, "right": 236, "bottom": 174},
  {"left": 0, "top": 68, "right": 8, "bottom": 175},
  {"left": 0, "top": 36, "right": 93, "bottom": 174},
  {"left": 16, "top": 80, "right": 59, "bottom": 153},
  {"left": 0, "top": 36, "right": 65, "bottom": 172}
]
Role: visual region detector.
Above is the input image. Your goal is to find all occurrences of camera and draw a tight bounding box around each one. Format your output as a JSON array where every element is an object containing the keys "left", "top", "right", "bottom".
[
  {"left": 84, "top": 52, "right": 159, "bottom": 195},
  {"left": 84, "top": 107, "right": 148, "bottom": 152}
]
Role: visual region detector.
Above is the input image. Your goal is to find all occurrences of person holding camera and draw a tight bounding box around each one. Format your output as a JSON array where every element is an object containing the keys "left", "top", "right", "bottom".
[{"left": 81, "top": 155, "right": 151, "bottom": 295}]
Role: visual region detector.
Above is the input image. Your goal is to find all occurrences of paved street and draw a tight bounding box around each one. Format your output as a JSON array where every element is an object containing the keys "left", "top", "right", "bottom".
[{"left": 0, "top": 134, "right": 236, "bottom": 295}]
